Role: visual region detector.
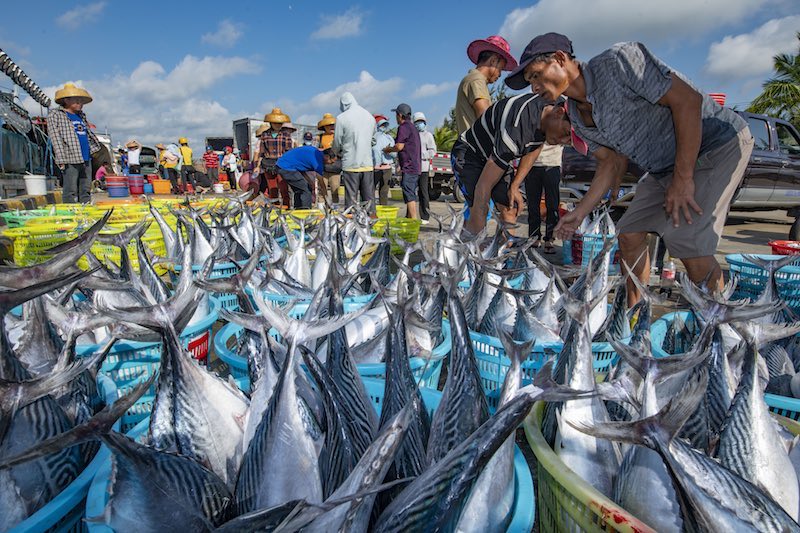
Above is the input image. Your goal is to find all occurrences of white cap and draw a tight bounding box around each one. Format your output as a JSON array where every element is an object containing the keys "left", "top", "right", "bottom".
[{"left": 412, "top": 111, "right": 427, "bottom": 123}]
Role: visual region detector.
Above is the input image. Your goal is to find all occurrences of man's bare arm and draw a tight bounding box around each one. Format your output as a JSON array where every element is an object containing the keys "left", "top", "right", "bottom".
[
  {"left": 658, "top": 73, "right": 703, "bottom": 227},
  {"left": 472, "top": 98, "right": 490, "bottom": 118}
]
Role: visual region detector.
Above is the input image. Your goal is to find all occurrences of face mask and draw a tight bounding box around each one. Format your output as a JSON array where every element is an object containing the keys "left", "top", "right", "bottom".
[
  {"left": 415, "top": 122, "right": 426, "bottom": 132},
  {"left": 378, "top": 124, "right": 388, "bottom": 133},
  {"left": 303, "top": 140, "right": 313, "bottom": 146}
]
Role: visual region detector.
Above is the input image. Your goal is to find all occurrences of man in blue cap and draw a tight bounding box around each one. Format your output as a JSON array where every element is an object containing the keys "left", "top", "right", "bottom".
[
  {"left": 504, "top": 33, "right": 753, "bottom": 303},
  {"left": 384, "top": 103, "right": 422, "bottom": 219}
]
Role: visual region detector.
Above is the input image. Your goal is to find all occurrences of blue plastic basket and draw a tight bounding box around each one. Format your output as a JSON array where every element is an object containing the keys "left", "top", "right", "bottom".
[
  {"left": 106, "top": 186, "right": 129, "bottom": 198},
  {"left": 726, "top": 254, "right": 800, "bottom": 310},
  {"left": 170, "top": 257, "right": 268, "bottom": 312},
  {"left": 75, "top": 297, "right": 220, "bottom": 432},
  {"left": 563, "top": 233, "right": 620, "bottom": 275},
  {"left": 8, "top": 375, "right": 117, "bottom": 533},
  {"left": 85, "top": 378, "right": 534, "bottom": 532},
  {"left": 462, "top": 317, "right": 627, "bottom": 411},
  {"left": 214, "top": 314, "right": 450, "bottom": 390}
]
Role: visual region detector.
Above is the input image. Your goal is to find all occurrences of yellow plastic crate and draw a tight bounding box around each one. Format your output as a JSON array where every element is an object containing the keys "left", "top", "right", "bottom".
[
  {"left": 372, "top": 218, "right": 421, "bottom": 254},
  {"left": 3, "top": 223, "right": 81, "bottom": 266}
]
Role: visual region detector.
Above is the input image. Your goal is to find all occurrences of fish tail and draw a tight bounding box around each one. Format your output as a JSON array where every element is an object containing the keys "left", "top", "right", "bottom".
[
  {"left": 0, "top": 267, "right": 94, "bottom": 314},
  {"left": 0, "top": 372, "right": 155, "bottom": 470},
  {"left": 96, "top": 218, "right": 151, "bottom": 249},
  {"left": 44, "top": 209, "right": 113, "bottom": 255},
  {"left": 566, "top": 365, "right": 708, "bottom": 449}
]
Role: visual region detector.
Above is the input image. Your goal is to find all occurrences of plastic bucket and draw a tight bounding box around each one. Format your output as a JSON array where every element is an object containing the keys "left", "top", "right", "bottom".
[
  {"left": 143, "top": 183, "right": 154, "bottom": 194},
  {"left": 23, "top": 174, "right": 47, "bottom": 195},
  {"left": 213, "top": 183, "right": 225, "bottom": 193},
  {"left": 107, "top": 186, "right": 129, "bottom": 198}
]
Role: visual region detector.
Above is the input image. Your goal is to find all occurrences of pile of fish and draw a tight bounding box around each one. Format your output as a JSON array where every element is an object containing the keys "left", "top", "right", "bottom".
[
  {"left": 539, "top": 252, "right": 800, "bottom": 532},
  {"left": 0, "top": 201, "right": 597, "bottom": 532}
]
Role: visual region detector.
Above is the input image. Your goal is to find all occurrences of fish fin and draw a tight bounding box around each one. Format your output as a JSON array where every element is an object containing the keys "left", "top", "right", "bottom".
[
  {"left": 596, "top": 375, "right": 642, "bottom": 412},
  {"left": 611, "top": 326, "right": 713, "bottom": 380},
  {"left": 41, "top": 209, "right": 113, "bottom": 255},
  {"left": 732, "top": 321, "right": 800, "bottom": 347},
  {"left": 620, "top": 259, "right": 667, "bottom": 306},
  {"left": 96, "top": 219, "right": 151, "bottom": 248},
  {"left": 0, "top": 267, "right": 94, "bottom": 314},
  {"left": 742, "top": 253, "right": 798, "bottom": 273},
  {"left": 566, "top": 365, "right": 708, "bottom": 448},
  {"left": 497, "top": 329, "right": 534, "bottom": 368},
  {"left": 0, "top": 372, "right": 155, "bottom": 469}
]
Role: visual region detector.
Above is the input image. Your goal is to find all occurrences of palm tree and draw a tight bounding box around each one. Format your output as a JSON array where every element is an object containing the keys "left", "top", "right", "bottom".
[
  {"left": 433, "top": 125, "right": 458, "bottom": 152},
  {"left": 748, "top": 33, "right": 800, "bottom": 129}
]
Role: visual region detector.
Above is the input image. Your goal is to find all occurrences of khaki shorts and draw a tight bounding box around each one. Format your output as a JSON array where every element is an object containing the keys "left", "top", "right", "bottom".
[{"left": 617, "top": 128, "right": 754, "bottom": 259}]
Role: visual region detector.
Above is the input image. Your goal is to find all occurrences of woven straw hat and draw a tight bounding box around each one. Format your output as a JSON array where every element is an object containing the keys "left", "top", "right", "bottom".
[
  {"left": 317, "top": 113, "right": 336, "bottom": 130},
  {"left": 282, "top": 122, "right": 297, "bottom": 132},
  {"left": 255, "top": 123, "right": 270, "bottom": 136},
  {"left": 125, "top": 139, "right": 141, "bottom": 149},
  {"left": 155, "top": 143, "right": 166, "bottom": 150},
  {"left": 54, "top": 83, "right": 93, "bottom": 105},
  {"left": 264, "top": 107, "right": 290, "bottom": 124}
]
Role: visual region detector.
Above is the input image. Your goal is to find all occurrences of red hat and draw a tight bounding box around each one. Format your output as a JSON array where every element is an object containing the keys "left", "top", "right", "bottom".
[
  {"left": 374, "top": 114, "right": 388, "bottom": 123},
  {"left": 225, "top": 146, "right": 232, "bottom": 152},
  {"left": 467, "top": 35, "right": 518, "bottom": 71}
]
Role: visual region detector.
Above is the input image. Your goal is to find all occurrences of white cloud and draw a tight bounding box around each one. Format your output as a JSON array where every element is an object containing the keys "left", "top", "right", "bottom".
[
  {"left": 311, "top": 8, "right": 364, "bottom": 40},
  {"left": 705, "top": 15, "right": 800, "bottom": 79},
  {"left": 412, "top": 81, "right": 457, "bottom": 99},
  {"left": 202, "top": 19, "right": 242, "bottom": 48},
  {"left": 499, "top": 0, "right": 771, "bottom": 57},
  {"left": 21, "top": 55, "right": 259, "bottom": 148},
  {"left": 307, "top": 70, "right": 402, "bottom": 113},
  {"left": 56, "top": 1, "right": 106, "bottom": 30},
  {"left": 258, "top": 71, "right": 403, "bottom": 128}
]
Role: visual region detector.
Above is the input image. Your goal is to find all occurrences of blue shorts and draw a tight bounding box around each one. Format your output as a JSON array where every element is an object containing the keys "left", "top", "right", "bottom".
[{"left": 401, "top": 173, "right": 419, "bottom": 202}]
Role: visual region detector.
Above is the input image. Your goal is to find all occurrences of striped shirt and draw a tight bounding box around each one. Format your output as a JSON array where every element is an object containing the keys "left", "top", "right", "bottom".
[
  {"left": 458, "top": 93, "right": 560, "bottom": 170},
  {"left": 202, "top": 151, "right": 219, "bottom": 168}
]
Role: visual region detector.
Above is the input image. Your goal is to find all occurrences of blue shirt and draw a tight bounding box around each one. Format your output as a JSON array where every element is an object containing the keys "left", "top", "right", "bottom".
[
  {"left": 276, "top": 145, "right": 324, "bottom": 174},
  {"left": 66, "top": 112, "right": 90, "bottom": 162},
  {"left": 567, "top": 42, "right": 746, "bottom": 177}
]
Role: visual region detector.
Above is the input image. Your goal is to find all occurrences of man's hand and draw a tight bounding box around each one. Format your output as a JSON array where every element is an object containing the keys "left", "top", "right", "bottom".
[
  {"left": 58, "top": 164, "right": 65, "bottom": 171},
  {"left": 555, "top": 209, "right": 585, "bottom": 241},
  {"left": 664, "top": 173, "right": 702, "bottom": 227},
  {"left": 507, "top": 185, "right": 524, "bottom": 218}
]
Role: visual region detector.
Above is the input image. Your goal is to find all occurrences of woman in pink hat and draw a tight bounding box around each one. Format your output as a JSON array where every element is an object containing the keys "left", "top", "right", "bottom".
[{"left": 454, "top": 35, "right": 518, "bottom": 135}]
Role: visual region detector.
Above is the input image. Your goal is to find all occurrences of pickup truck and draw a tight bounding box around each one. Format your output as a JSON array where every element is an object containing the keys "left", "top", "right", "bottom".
[
  {"left": 427, "top": 152, "right": 463, "bottom": 202},
  {"left": 560, "top": 111, "right": 800, "bottom": 238}
]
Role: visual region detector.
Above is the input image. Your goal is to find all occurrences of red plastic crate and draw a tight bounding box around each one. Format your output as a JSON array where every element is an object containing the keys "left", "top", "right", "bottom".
[{"left": 770, "top": 240, "right": 800, "bottom": 255}]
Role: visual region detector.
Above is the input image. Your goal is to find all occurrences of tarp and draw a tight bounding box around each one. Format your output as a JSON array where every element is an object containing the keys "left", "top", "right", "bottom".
[{"left": 0, "top": 128, "right": 45, "bottom": 174}]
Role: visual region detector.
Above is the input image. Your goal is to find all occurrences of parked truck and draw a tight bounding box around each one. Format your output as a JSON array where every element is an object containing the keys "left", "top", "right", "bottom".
[
  {"left": 205, "top": 136, "right": 235, "bottom": 152},
  {"left": 232, "top": 118, "right": 265, "bottom": 163},
  {"left": 428, "top": 151, "right": 462, "bottom": 202}
]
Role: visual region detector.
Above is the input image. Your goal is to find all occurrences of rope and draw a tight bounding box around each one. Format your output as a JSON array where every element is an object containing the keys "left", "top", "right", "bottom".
[{"left": 0, "top": 48, "right": 51, "bottom": 107}]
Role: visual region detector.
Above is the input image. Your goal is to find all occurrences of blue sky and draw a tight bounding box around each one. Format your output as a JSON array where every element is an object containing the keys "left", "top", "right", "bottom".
[{"left": 2, "top": 0, "right": 799, "bottom": 149}]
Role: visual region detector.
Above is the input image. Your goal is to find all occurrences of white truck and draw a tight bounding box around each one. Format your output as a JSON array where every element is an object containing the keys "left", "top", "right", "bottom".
[
  {"left": 232, "top": 118, "right": 265, "bottom": 163},
  {"left": 428, "top": 151, "right": 462, "bottom": 202}
]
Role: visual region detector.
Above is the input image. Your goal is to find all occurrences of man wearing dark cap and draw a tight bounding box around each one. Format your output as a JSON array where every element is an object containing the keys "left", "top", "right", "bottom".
[
  {"left": 505, "top": 33, "right": 753, "bottom": 303},
  {"left": 458, "top": 93, "right": 587, "bottom": 236},
  {"left": 384, "top": 103, "right": 421, "bottom": 219}
]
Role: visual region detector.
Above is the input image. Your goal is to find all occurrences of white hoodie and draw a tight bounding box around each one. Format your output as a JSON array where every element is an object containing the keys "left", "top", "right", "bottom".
[{"left": 332, "top": 92, "right": 376, "bottom": 171}]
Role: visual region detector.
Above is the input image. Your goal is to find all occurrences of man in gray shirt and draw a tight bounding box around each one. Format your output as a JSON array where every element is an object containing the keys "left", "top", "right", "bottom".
[{"left": 505, "top": 33, "right": 753, "bottom": 304}]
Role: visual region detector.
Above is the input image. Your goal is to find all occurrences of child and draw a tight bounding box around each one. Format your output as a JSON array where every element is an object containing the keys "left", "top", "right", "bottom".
[{"left": 93, "top": 162, "right": 110, "bottom": 192}]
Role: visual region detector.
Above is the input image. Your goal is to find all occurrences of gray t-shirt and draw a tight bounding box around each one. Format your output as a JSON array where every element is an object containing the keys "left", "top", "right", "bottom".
[{"left": 567, "top": 42, "right": 746, "bottom": 176}]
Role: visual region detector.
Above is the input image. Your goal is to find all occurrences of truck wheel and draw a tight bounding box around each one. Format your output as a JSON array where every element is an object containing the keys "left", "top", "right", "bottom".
[
  {"left": 790, "top": 217, "right": 800, "bottom": 241},
  {"left": 453, "top": 185, "right": 464, "bottom": 203},
  {"left": 429, "top": 188, "right": 441, "bottom": 201}
]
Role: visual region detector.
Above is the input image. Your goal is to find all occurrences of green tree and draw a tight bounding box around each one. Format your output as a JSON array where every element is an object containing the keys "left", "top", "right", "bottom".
[
  {"left": 489, "top": 81, "right": 510, "bottom": 103},
  {"left": 748, "top": 32, "right": 800, "bottom": 130},
  {"left": 433, "top": 125, "right": 458, "bottom": 152},
  {"left": 442, "top": 107, "right": 457, "bottom": 131}
]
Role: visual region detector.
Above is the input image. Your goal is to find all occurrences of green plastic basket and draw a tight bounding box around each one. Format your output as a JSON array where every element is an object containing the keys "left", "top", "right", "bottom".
[
  {"left": 372, "top": 217, "right": 422, "bottom": 253},
  {"left": 523, "top": 403, "right": 656, "bottom": 533}
]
